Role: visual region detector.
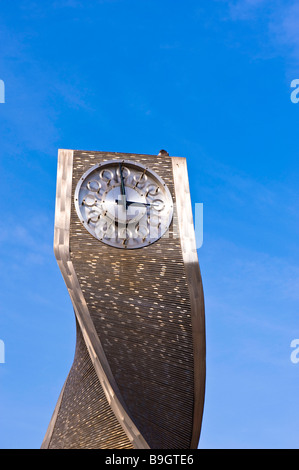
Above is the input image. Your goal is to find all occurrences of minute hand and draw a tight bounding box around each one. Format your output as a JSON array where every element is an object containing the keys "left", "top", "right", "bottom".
[{"left": 119, "top": 163, "right": 126, "bottom": 201}]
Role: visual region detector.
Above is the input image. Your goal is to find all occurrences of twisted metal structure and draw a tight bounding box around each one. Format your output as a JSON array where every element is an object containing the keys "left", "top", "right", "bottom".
[{"left": 41, "top": 149, "right": 205, "bottom": 449}]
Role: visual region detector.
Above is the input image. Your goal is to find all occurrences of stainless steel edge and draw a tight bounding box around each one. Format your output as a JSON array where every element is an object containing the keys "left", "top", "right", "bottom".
[{"left": 171, "top": 156, "right": 206, "bottom": 449}]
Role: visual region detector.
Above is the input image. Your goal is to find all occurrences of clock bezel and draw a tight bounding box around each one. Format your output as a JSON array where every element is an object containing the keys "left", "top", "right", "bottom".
[{"left": 74, "top": 159, "right": 174, "bottom": 249}]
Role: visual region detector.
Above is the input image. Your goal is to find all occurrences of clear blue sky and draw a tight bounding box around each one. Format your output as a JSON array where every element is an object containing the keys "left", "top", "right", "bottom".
[{"left": 0, "top": 0, "right": 299, "bottom": 449}]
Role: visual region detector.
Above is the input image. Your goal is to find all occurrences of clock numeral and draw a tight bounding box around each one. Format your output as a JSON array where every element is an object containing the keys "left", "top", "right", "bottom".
[
  {"left": 87, "top": 211, "right": 101, "bottom": 224},
  {"left": 145, "top": 184, "right": 159, "bottom": 197},
  {"left": 95, "top": 217, "right": 115, "bottom": 239},
  {"left": 99, "top": 168, "right": 114, "bottom": 183},
  {"left": 82, "top": 196, "right": 98, "bottom": 207},
  {"left": 151, "top": 199, "right": 165, "bottom": 212},
  {"left": 136, "top": 223, "right": 149, "bottom": 240},
  {"left": 87, "top": 180, "right": 101, "bottom": 192},
  {"left": 133, "top": 170, "right": 147, "bottom": 189},
  {"left": 116, "top": 165, "right": 130, "bottom": 181}
]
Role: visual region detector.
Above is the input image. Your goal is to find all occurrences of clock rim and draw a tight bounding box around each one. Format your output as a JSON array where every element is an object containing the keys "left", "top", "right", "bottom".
[{"left": 74, "top": 159, "right": 174, "bottom": 249}]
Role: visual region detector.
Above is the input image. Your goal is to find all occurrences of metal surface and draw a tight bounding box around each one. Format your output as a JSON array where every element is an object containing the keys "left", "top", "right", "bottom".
[
  {"left": 171, "top": 157, "right": 206, "bottom": 449},
  {"left": 42, "top": 148, "right": 206, "bottom": 449}
]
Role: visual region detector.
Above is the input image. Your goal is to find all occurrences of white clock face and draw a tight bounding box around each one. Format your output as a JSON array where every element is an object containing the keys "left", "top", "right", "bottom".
[{"left": 74, "top": 160, "right": 173, "bottom": 249}]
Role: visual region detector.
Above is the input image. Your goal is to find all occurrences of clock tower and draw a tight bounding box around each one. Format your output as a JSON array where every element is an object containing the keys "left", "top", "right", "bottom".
[{"left": 41, "top": 149, "right": 206, "bottom": 449}]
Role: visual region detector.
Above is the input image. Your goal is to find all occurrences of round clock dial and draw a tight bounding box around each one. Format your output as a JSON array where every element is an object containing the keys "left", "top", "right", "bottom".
[{"left": 74, "top": 160, "right": 173, "bottom": 249}]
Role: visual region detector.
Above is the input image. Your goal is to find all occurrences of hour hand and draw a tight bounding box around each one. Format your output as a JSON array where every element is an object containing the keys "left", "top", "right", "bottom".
[
  {"left": 114, "top": 200, "right": 156, "bottom": 208},
  {"left": 126, "top": 201, "right": 150, "bottom": 208}
]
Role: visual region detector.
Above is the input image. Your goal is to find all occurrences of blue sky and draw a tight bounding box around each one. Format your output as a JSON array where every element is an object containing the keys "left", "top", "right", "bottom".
[{"left": 0, "top": 0, "right": 299, "bottom": 449}]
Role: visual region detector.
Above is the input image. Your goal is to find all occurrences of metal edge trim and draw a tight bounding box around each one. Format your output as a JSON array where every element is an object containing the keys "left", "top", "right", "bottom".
[{"left": 171, "top": 156, "right": 206, "bottom": 449}]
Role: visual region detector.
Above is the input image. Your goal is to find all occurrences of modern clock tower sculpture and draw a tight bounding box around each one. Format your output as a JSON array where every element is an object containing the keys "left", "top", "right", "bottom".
[{"left": 41, "top": 148, "right": 206, "bottom": 449}]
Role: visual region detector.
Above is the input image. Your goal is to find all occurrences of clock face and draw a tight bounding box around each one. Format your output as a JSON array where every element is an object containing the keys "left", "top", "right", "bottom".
[{"left": 74, "top": 160, "right": 173, "bottom": 249}]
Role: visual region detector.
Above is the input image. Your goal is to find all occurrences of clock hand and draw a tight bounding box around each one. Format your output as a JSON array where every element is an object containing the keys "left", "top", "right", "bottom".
[
  {"left": 119, "top": 162, "right": 126, "bottom": 206},
  {"left": 114, "top": 199, "right": 160, "bottom": 208}
]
